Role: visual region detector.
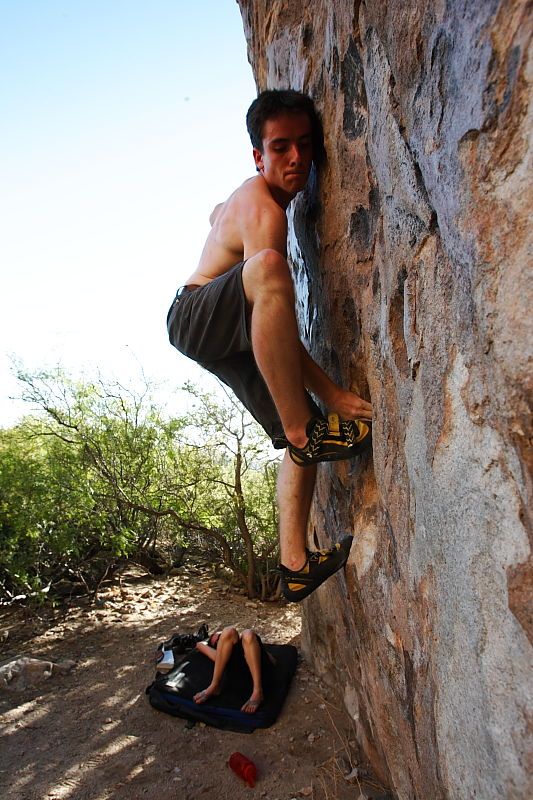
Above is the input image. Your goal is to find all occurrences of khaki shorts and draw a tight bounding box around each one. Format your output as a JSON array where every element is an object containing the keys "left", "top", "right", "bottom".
[{"left": 166, "top": 261, "right": 321, "bottom": 447}]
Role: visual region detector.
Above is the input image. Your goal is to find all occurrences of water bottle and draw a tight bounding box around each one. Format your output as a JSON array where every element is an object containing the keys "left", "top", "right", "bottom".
[{"left": 228, "top": 751, "right": 257, "bottom": 787}]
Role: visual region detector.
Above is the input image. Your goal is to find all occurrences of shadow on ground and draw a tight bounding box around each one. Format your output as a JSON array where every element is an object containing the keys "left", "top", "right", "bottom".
[{"left": 0, "top": 565, "right": 391, "bottom": 800}]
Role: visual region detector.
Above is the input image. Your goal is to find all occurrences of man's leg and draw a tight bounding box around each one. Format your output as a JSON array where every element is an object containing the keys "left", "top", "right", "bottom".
[
  {"left": 193, "top": 626, "right": 238, "bottom": 704},
  {"left": 242, "top": 249, "right": 371, "bottom": 465},
  {"left": 276, "top": 440, "right": 354, "bottom": 603},
  {"left": 242, "top": 248, "right": 311, "bottom": 449},
  {"left": 242, "top": 247, "right": 317, "bottom": 570},
  {"left": 243, "top": 250, "right": 356, "bottom": 599},
  {"left": 278, "top": 451, "right": 316, "bottom": 571}
]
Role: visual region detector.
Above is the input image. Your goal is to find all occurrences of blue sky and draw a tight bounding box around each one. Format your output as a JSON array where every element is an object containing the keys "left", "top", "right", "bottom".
[{"left": 0, "top": 0, "right": 257, "bottom": 424}]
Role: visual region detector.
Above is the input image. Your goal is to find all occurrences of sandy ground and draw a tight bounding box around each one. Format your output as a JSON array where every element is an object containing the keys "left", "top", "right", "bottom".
[{"left": 0, "top": 563, "right": 390, "bottom": 800}]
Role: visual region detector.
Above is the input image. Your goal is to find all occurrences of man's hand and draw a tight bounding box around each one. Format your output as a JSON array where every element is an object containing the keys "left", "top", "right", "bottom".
[
  {"left": 328, "top": 387, "right": 373, "bottom": 421},
  {"left": 299, "top": 345, "right": 373, "bottom": 421}
]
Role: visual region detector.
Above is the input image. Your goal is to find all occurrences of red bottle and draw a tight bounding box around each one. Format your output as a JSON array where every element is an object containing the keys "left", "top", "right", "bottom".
[{"left": 228, "top": 751, "right": 257, "bottom": 787}]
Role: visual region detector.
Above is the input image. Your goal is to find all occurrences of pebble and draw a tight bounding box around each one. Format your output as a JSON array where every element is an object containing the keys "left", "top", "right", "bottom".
[{"left": 344, "top": 766, "right": 360, "bottom": 781}]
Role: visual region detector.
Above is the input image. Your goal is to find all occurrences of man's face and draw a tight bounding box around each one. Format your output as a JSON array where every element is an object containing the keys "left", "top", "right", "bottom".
[{"left": 253, "top": 111, "right": 313, "bottom": 199}]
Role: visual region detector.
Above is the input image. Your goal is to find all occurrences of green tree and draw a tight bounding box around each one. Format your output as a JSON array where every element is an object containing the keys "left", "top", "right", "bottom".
[{"left": 178, "top": 382, "right": 281, "bottom": 599}]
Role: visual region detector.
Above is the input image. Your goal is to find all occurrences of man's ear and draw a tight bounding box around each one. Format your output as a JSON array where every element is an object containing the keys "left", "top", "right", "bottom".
[{"left": 253, "top": 147, "right": 264, "bottom": 173}]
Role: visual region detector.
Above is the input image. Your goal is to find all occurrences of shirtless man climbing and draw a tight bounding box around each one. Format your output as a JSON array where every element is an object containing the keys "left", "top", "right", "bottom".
[{"left": 167, "top": 89, "right": 373, "bottom": 602}]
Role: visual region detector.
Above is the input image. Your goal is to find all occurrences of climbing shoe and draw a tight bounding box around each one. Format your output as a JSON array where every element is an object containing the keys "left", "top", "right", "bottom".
[
  {"left": 277, "top": 534, "right": 354, "bottom": 602},
  {"left": 288, "top": 413, "right": 371, "bottom": 467}
]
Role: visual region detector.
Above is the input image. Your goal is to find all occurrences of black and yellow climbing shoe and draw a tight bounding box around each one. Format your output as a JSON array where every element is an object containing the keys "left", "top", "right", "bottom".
[
  {"left": 288, "top": 413, "right": 371, "bottom": 467},
  {"left": 277, "top": 534, "right": 354, "bottom": 602}
]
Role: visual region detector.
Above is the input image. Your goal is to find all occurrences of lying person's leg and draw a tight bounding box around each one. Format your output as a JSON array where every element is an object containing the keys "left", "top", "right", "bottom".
[
  {"left": 240, "top": 629, "right": 266, "bottom": 713},
  {"left": 193, "top": 626, "right": 239, "bottom": 704}
]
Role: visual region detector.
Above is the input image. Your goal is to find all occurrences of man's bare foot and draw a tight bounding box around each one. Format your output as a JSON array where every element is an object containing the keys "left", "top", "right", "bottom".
[
  {"left": 193, "top": 684, "right": 220, "bottom": 704},
  {"left": 241, "top": 690, "right": 263, "bottom": 713}
]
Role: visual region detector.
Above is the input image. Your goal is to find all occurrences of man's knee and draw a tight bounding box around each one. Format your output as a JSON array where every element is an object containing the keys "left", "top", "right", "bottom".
[{"left": 244, "top": 249, "right": 292, "bottom": 294}]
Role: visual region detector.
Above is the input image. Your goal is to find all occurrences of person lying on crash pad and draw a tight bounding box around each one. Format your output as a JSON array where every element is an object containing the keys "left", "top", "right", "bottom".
[{"left": 193, "top": 626, "right": 276, "bottom": 713}]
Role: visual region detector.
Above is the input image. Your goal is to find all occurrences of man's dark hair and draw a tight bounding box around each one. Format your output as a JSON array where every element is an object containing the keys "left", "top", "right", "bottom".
[{"left": 246, "top": 89, "right": 324, "bottom": 163}]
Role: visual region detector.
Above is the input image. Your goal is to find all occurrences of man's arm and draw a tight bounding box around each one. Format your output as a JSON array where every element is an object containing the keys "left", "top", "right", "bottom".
[
  {"left": 300, "top": 344, "right": 341, "bottom": 403},
  {"left": 241, "top": 202, "right": 288, "bottom": 259},
  {"left": 300, "top": 344, "right": 373, "bottom": 420},
  {"left": 209, "top": 203, "right": 223, "bottom": 226}
]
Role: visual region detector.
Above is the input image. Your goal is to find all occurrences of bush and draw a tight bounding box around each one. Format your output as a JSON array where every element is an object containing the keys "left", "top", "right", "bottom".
[{"left": 0, "top": 368, "right": 281, "bottom": 603}]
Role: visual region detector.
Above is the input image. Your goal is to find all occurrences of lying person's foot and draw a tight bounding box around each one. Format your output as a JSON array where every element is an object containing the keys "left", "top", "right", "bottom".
[
  {"left": 241, "top": 690, "right": 263, "bottom": 713},
  {"left": 193, "top": 684, "right": 220, "bottom": 704},
  {"left": 288, "top": 414, "right": 371, "bottom": 467},
  {"left": 277, "top": 534, "right": 354, "bottom": 602}
]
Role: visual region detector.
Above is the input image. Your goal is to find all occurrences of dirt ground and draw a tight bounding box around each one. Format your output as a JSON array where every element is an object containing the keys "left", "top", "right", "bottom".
[{"left": 0, "top": 563, "right": 390, "bottom": 800}]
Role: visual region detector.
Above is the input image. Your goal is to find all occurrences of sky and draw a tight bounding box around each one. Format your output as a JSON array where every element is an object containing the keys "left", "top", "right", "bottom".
[{"left": 0, "top": 0, "right": 257, "bottom": 425}]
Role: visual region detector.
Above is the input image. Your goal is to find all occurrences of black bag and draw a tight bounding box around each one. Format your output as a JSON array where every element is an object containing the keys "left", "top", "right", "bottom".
[{"left": 146, "top": 642, "right": 298, "bottom": 733}]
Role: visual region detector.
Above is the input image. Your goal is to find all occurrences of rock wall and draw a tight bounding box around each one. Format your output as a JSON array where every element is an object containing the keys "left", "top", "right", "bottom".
[{"left": 237, "top": 1, "right": 532, "bottom": 798}]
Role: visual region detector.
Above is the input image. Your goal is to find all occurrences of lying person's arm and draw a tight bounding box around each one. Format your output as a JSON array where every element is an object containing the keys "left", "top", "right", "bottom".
[{"left": 195, "top": 641, "right": 217, "bottom": 662}]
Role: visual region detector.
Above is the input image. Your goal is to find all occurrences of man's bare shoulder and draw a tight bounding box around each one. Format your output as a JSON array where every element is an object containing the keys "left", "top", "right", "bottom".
[
  {"left": 215, "top": 176, "right": 286, "bottom": 234},
  {"left": 208, "top": 177, "right": 281, "bottom": 231},
  {"left": 225, "top": 175, "right": 284, "bottom": 220},
  {"left": 208, "top": 178, "right": 264, "bottom": 223}
]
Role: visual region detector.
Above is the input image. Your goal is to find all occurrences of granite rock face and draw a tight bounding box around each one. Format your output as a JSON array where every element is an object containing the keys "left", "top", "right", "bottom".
[{"left": 237, "top": 2, "right": 532, "bottom": 798}]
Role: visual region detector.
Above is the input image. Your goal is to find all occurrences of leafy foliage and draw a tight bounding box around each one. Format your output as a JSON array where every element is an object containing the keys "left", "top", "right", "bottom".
[{"left": 0, "top": 368, "right": 281, "bottom": 604}]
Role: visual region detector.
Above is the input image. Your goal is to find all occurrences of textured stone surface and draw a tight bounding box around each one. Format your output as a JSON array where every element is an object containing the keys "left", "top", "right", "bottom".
[{"left": 237, "top": 2, "right": 532, "bottom": 798}]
